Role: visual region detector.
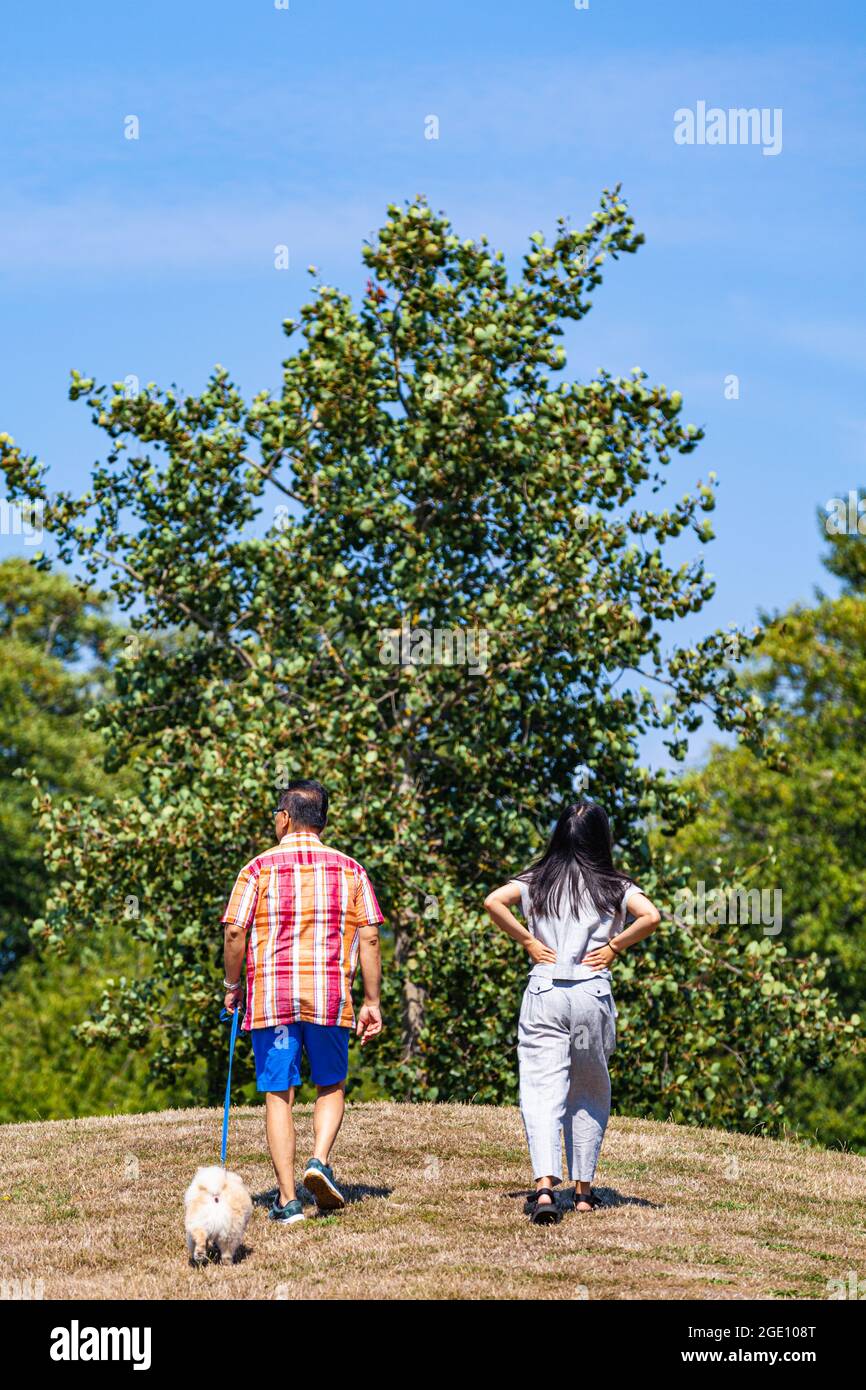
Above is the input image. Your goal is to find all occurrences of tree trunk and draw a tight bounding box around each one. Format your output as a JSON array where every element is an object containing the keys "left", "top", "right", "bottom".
[
  {"left": 393, "top": 911, "right": 426, "bottom": 1061},
  {"left": 392, "top": 761, "right": 427, "bottom": 1060}
]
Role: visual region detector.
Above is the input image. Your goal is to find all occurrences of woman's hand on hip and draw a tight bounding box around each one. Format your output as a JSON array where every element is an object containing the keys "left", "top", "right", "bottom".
[
  {"left": 525, "top": 937, "right": 557, "bottom": 966},
  {"left": 582, "top": 944, "right": 617, "bottom": 970}
]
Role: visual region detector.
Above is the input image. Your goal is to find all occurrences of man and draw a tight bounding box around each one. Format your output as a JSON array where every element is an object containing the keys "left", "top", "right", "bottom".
[{"left": 222, "top": 779, "right": 384, "bottom": 1224}]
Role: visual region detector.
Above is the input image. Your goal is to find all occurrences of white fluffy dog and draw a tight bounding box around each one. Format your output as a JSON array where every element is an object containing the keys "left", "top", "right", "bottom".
[{"left": 184, "top": 1166, "right": 252, "bottom": 1265}]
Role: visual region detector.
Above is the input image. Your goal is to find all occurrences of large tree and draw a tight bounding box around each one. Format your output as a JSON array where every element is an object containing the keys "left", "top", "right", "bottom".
[{"left": 0, "top": 190, "right": 851, "bottom": 1123}]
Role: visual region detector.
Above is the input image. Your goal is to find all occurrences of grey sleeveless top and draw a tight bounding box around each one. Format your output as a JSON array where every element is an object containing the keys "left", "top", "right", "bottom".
[{"left": 517, "top": 874, "right": 639, "bottom": 984}]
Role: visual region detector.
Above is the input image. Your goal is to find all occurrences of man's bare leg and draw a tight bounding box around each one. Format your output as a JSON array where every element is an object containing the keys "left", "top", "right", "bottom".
[
  {"left": 265, "top": 1088, "right": 296, "bottom": 1205},
  {"left": 312, "top": 1081, "right": 346, "bottom": 1163}
]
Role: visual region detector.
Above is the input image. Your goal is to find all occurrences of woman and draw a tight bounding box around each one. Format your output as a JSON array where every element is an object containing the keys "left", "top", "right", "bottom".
[{"left": 484, "top": 801, "right": 661, "bottom": 1225}]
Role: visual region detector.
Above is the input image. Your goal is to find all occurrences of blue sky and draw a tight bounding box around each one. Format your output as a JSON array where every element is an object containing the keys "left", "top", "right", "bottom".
[{"left": 1, "top": 0, "right": 864, "bottom": 764}]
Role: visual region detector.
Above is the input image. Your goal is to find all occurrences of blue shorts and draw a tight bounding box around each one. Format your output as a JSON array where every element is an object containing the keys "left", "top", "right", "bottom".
[{"left": 250, "top": 1022, "right": 350, "bottom": 1092}]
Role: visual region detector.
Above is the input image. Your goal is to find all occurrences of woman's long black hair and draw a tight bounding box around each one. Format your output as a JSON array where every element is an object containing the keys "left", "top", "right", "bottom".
[{"left": 518, "top": 801, "right": 630, "bottom": 920}]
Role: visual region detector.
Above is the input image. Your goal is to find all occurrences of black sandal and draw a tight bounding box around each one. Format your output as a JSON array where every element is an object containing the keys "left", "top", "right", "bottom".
[
  {"left": 524, "top": 1189, "right": 562, "bottom": 1225},
  {"left": 573, "top": 1187, "right": 603, "bottom": 1212}
]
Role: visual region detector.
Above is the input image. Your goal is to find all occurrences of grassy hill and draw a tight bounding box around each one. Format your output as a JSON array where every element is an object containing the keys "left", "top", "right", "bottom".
[{"left": 1, "top": 1102, "right": 865, "bottom": 1300}]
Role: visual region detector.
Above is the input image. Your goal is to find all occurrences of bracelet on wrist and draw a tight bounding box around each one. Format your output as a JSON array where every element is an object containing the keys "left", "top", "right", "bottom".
[{"left": 223, "top": 978, "right": 242, "bottom": 991}]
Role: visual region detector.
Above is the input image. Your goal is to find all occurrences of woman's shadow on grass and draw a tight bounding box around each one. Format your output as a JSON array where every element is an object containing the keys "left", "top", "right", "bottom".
[{"left": 504, "top": 1185, "right": 660, "bottom": 1211}]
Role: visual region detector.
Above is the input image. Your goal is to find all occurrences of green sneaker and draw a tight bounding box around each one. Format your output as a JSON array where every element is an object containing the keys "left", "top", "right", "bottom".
[
  {"left": 268, "top": 1195, "right": 305, "bottom": 1224},
  {"left": 303, "top": 1158, "right": 345, "bottom": 1210}
]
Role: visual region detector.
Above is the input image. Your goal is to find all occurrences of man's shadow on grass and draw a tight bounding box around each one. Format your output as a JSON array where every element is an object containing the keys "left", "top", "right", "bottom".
[
  {"left": 504, "top": 1186, "right": 659, "bottom": 1211},
  {"left": 253, "top": 1183, "right": 392, "bottom": 1211}
]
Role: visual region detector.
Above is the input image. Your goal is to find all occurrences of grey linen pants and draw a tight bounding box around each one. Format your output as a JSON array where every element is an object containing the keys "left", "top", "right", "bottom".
[{"left": 518, "top": 977, "right": 617, "bottom": 1183}]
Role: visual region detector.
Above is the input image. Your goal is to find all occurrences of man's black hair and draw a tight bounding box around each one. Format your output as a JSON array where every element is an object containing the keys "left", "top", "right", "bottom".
[{"left": 278, "top": 779, "right": 329, "bottom": 831}]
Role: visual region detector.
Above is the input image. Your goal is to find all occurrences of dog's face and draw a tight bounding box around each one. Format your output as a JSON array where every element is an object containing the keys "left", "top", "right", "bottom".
[{"left": 184, "top": 1166, "right": 251, "bottom": 1264}]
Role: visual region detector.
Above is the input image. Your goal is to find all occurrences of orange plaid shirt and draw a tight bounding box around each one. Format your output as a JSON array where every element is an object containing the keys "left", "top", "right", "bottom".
[{"left": 221, "top": 832, "right": 384, "bottom": 1030}]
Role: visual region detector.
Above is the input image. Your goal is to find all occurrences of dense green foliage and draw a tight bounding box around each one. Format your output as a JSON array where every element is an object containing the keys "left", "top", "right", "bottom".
[
  {"left": 0, "top": 560, "right": 118, "bottom": 971},
  {"left": 666, "top": 515, "right": 866, "bottom": 1147},
  {"left": 0, "top": 192, "right": 855, "bottom": 1132},
  {"left": 0, "top": 560, "right": 178, "bottom": 1121},
  {"left": 0, "top": 931, "right": 182, "bottom": 1122}
]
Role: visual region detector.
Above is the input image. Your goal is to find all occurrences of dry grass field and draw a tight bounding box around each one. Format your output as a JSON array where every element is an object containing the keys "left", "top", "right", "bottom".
[{"left": 1, "top": 1101, "right": 865, "bottom": 1300}]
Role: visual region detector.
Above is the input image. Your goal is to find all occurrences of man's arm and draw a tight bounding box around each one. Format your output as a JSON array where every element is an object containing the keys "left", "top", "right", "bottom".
[
  {"left": 223, "top": 922, "right": 246, "bottom": 1014},
  {"left": 221, "top": 862, "right": 259, "bottom": 1014},
  {"left": 356, "top": 923, "right": 383, "bottom": 1044}
]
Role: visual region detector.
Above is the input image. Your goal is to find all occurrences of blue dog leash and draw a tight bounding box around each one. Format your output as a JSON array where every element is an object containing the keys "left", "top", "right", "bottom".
[{"left": 219, "top": 1004, "right": 241, "bottom": 1165}]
